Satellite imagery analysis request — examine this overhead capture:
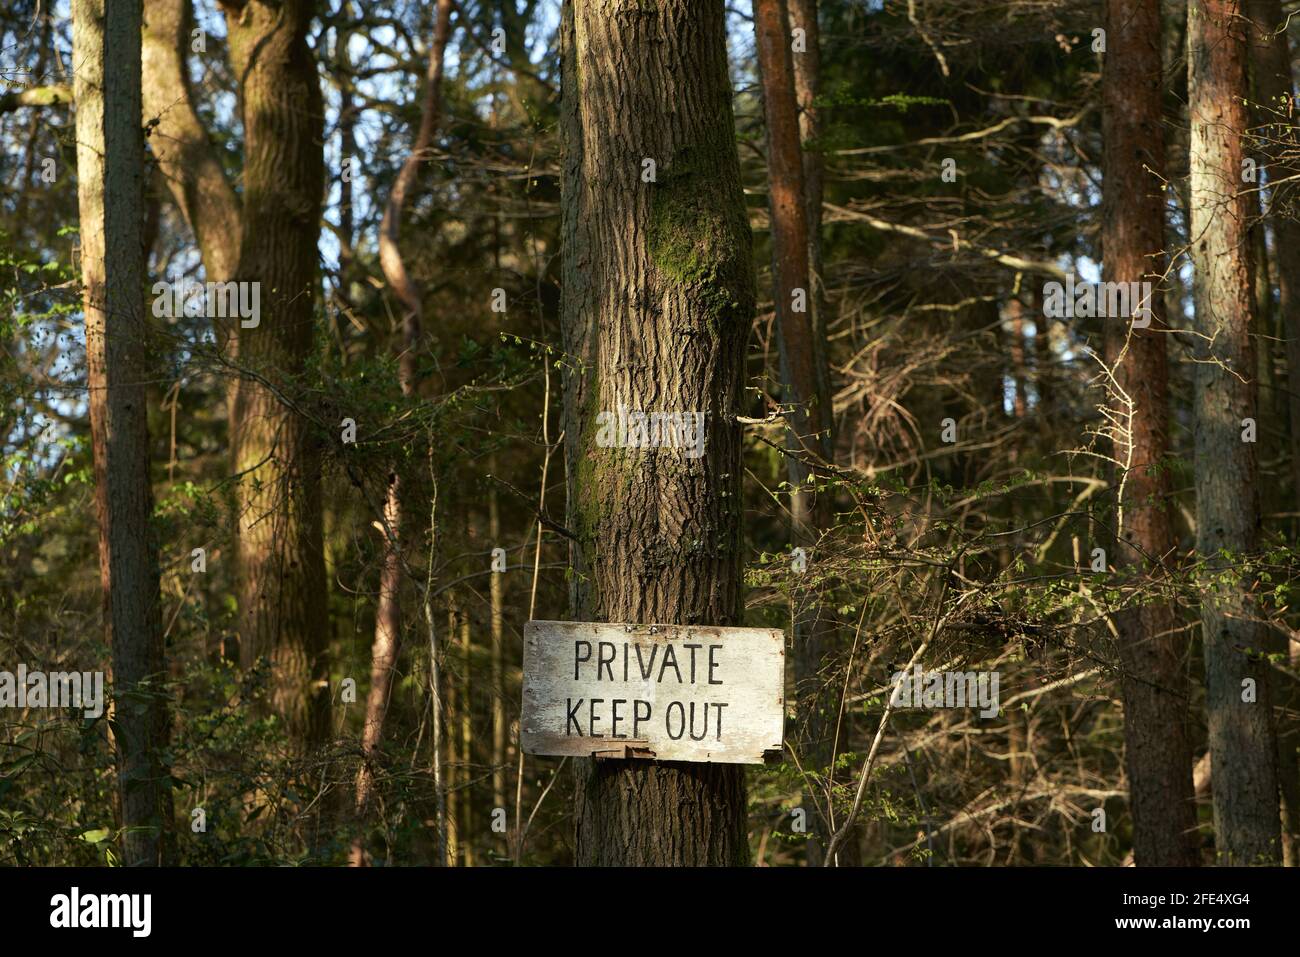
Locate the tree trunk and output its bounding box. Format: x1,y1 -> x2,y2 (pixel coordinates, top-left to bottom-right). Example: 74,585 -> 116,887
754,0 -> 833,515
1247,0 -> 1300,520
352,0 -> 454,865
754,0 -> 841,865
142,0 -> 241,283
220,0 -> 330,747
1187,0 -> 1281,864
459,606 -> 475,866
73,0 -> 173,867
1245,0 -> 1300,866
561,0 -> 754,866
445,603 -> 459,865
1102,0 -> 1200,867
142,0 -> 242,429
786,0 -> 832,412
489,476 -> 507,812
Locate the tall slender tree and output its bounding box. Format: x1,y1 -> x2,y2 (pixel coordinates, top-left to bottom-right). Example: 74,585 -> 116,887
561,0 -> 754,866
1247,0 -> 1300,515
786,0 -> 830,407
1245,0 -> 1300,865
73,0 -> 172,866
1101,0 -> 1199,866
754,0 -> 840,865
754,0 -> 832,538
1187,0 -> 1281,864
219,0 -> 331,746
489,477 -> 508,813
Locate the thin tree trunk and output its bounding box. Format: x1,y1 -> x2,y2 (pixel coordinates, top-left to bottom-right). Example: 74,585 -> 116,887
489,473 -> 507,812
351,0 -> 454,866
445,601 -> 460,865
1245,0 -> 1300,866
351,477 -> 402,864
754,0 -> 841,866
424,485 -> 448,867
220,0 -> 330,747
74,0 -> 173,867
754,0 -> 833,513
459,606 -> 474,866
1102,0 -> 1199,867
1251,218 -> 1279,474
1247,0 -> 1300,519
336,1 -> 358,264
561,0 -> 754,866
787,0 -> 830,405
1187,0 -> 1281,864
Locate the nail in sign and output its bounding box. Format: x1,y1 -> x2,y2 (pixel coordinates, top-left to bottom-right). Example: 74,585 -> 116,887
521,620 -> 785,765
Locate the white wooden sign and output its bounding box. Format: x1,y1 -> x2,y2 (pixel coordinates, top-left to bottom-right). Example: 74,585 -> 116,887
521,620 -> 785,765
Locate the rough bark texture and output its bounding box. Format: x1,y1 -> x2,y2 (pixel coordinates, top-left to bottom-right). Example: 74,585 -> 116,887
74,0 -> 173,866
352,0 -> 454,865
561,0 -> 754,866
755,0 -> 832,503
221,0 -> 330,747
1101,0 -> 1200,867
1187,0 -> 1281,864
786,0 -> 831,410
1245,0 -> 1300,866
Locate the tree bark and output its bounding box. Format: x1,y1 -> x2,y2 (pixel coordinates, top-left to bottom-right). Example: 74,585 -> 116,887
754,0 -> 841,866
458,605 -> 475,866
1245,0 -> 1300,866
1102,0 -> 1200,867
445,603 -> 459,865
1247,0 -> 1300,520
489,477 -> 507,811
1187,0 -> 1281,864
754,0 -> 832,508
786,0 -> 831,410
73,0 -> 173,866
561,0 -> 754,866
220,0 -> 330,747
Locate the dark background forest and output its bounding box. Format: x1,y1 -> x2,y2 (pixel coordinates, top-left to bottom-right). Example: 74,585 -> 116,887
2,0 -> 1298,867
